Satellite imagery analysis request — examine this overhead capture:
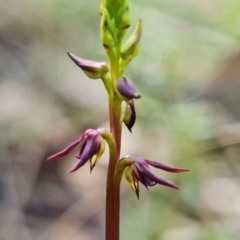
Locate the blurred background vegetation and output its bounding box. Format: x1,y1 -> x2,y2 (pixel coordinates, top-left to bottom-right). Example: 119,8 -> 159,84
1,0 -> 240,239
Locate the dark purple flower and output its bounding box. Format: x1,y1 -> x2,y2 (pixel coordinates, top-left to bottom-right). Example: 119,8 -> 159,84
116,77 -> 141,99
118,156 -> 189,198
47,129 -> 105,173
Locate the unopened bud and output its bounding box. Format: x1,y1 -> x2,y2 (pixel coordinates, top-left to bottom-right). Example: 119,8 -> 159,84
100,8 -> 117,48
121,19 -> 142,61
116,2 -> 131,30
115,4 -> 131,42
116,77 -> 141,99
67,51 -> 109,79
122,100 -> 136,132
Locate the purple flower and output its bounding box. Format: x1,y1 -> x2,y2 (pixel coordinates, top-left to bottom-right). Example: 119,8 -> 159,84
47,129 -> 105,173
118,156 -> 189,198
116,77 -> 141,99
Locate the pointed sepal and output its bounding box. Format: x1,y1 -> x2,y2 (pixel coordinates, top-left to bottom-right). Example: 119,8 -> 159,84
125,166 -> 139,199
47,134 -> 87,161
146,160 -> 189,173
121,19 -> 142,61
67,52 -> 109,79
100,8 -> 117,48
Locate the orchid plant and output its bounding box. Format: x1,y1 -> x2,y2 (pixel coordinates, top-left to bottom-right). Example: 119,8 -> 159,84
47,0 -> 188,239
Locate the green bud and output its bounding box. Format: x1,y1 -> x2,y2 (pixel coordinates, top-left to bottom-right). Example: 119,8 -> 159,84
100,0 -> 106,12
104,0 -> 124,17
119,7 -> 130,29
121,19 -> 142,61
116,77 -> 141,100
100,8 -> 117,48
121,100 -> 136,132
116,1 -> 130,30
115,3 -> 131,42
67,51 -> 109,79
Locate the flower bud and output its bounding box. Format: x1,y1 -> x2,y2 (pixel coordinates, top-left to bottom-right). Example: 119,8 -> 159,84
121,19 -> 142,61
115,3 -> 131,42
121,100 -> 136,132
116,77 -> 141,99
100,8 -> 117,48
67,51 -> 109,79
116,3 -> 131,30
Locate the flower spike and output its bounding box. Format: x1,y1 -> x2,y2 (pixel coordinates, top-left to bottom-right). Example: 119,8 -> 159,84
47,129 -> 106,173
116,156 -> 189,198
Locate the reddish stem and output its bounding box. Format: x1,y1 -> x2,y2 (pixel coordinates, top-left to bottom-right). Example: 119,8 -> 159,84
106,94 -> 122,240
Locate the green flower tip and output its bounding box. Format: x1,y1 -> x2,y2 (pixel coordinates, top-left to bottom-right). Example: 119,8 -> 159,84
100,8 -> 117,48
121,19 -> 142,61
115,0 -> 131,30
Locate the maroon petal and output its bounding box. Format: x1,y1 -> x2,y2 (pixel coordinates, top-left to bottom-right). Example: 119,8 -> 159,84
133,166 -> 146,186
146,160 -> 189,173
117,77 -> 141,99
76,139 -> 87,159
144,169 -> 179,189
80,133 -> 100,161
68,158 -> 88,173
136,159 -> 179,190
133,166 -> 155,189
69,133 -> 100,173
47,134 -> 86,161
